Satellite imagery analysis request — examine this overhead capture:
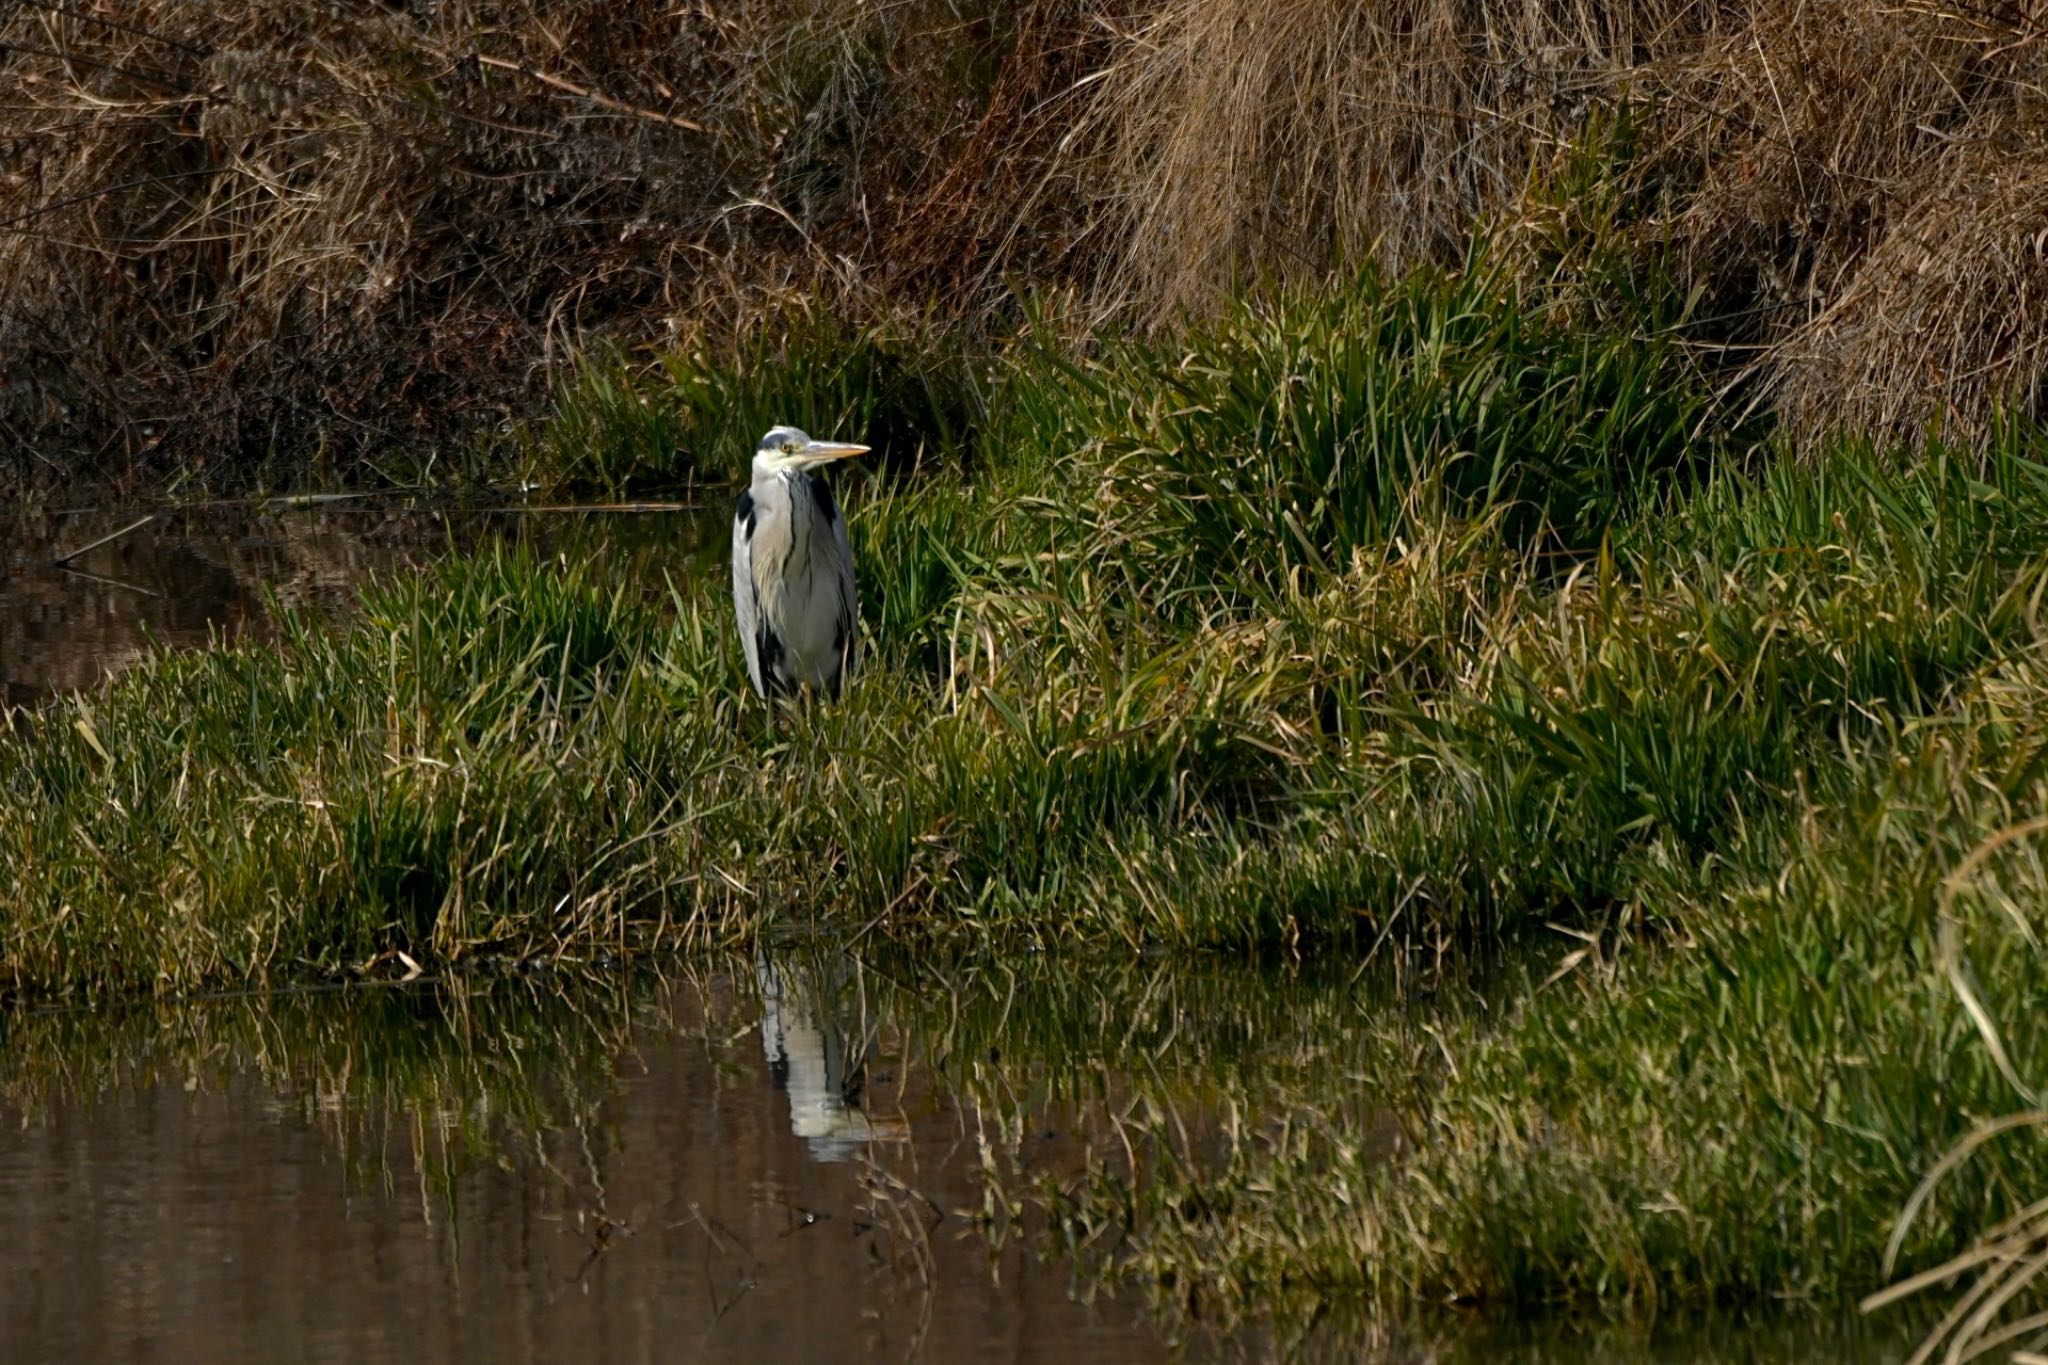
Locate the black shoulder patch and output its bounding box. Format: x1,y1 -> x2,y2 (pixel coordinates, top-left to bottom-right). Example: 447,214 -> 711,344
808,472 -> 839,527
734,488 -> 756,537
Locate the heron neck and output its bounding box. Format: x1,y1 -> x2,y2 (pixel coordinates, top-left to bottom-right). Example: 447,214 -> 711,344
756,465 -> 831,494
751,461 -> 821,490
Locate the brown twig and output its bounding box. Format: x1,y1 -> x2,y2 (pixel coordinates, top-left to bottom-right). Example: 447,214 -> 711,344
50,513 -> 157,566
471,54 -> 708,135
479,501 -> 702,514
17,0 -> 211,58
55,565 -> 161,598
0,168 -> 221,236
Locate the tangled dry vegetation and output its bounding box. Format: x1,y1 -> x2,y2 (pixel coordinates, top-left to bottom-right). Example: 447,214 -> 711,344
0,0 -> 1104,478
4,0 -> 2048,479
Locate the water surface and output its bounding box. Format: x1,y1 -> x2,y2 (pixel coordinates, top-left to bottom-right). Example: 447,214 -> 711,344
0,497 -> 720,707
1,961 -> 1159,1361
0,956 -> 1920,1363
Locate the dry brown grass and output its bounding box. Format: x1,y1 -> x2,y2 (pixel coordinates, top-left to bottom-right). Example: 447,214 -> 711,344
0,0 -> 1101,481
1094,0 -> 2048,444
1085,0 -> 1707,315
1655,0 -> 2048,442
8,0 -> 2048,479
1772,150 -> 2048,442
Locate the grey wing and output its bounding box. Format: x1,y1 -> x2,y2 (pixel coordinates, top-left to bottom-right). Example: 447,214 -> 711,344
732,493 -> 765,697
824,503 -> 859,695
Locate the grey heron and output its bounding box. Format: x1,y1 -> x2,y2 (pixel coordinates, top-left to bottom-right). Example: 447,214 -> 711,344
731,425 -> 870,702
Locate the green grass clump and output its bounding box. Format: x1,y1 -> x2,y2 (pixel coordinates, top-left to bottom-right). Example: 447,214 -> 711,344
1065,264 -> 1725,596
533,306 -> 982,492
10,260 -> 2048,1329
1032,651 -> 2048,1320
983,443 -> 2048,1324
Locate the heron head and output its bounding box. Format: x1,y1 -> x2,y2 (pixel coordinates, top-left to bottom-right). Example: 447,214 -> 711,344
754,424 -> 870,473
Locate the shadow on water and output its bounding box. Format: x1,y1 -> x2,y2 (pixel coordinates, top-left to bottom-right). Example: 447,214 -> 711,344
0,952 -> 1922,1362
0,498 -> 726,707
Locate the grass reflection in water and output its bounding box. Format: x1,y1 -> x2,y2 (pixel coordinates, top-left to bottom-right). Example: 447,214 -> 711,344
0,953 -> 1921,1361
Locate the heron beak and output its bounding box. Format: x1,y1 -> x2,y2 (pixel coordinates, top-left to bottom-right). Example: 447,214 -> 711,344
799,440 -> 870,464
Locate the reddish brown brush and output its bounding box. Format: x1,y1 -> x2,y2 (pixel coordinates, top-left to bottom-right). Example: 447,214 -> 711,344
0,0 -> 1097,483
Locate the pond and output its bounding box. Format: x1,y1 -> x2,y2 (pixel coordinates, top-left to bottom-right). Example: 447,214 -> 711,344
0,500 -> 1925,1361
0,959 -> 1159,1361
0,496 -> 722,707
0,957 -> 1916,1363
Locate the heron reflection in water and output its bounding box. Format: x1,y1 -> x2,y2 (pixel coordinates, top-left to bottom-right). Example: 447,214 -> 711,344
756,956 -> 909,1161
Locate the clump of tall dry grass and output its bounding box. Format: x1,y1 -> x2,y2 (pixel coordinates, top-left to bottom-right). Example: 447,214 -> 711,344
1770,152 -> 2048,442
1093,0 -> 2048,445
1086,0 -> 1707,316
1665,0 -> 2048,443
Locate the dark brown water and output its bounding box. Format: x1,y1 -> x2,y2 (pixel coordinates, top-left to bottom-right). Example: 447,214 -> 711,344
0,497 -> 720,707
0,958 -> 1925,1364
0,962 -> 1165,1363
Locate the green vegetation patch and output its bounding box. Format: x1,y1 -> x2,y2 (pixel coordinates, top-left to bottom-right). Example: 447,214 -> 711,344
532,307 -> 981,492
8,265 -> 2048,1328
